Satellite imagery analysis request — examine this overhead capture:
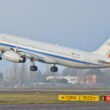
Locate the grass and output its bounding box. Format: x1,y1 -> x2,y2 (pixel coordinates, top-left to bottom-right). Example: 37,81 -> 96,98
0,92 -> 108,104
0,88 -> 109,104
0,93 -> 54,104
0,93 -> 76,104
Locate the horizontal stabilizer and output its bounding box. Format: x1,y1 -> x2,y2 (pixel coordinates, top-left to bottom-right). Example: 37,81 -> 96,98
98,59 -> 110,64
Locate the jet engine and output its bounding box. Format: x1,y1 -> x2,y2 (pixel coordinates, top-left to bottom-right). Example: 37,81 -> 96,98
4,51 -> 26,63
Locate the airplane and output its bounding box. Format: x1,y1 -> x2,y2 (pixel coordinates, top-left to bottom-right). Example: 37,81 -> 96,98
0,34 -> 110,72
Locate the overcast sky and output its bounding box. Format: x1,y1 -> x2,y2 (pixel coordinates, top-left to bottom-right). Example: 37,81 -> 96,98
0,0 -> 110,72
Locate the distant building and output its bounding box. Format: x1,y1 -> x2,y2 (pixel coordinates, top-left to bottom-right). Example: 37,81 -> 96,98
47,74 -> 97,86
78,75 -> 97,86
46,76 -> 78,84
86,75 -> 97,85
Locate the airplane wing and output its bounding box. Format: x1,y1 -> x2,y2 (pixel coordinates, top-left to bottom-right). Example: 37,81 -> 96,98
20,51 -> 45,62
10,47 -> 56,64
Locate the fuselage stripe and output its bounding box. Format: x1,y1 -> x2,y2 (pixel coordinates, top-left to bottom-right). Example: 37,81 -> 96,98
0,43 -> 98,65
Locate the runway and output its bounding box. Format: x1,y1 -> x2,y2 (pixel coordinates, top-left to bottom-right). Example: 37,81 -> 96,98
0,88 -> 110,110
0,89 -> 110,94
0,103 -> 110,110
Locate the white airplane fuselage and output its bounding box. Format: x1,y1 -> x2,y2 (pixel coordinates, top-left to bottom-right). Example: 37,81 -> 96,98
0,34 -> 110,70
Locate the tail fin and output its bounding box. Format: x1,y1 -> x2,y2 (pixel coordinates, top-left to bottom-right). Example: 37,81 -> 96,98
94,39 -> 110,58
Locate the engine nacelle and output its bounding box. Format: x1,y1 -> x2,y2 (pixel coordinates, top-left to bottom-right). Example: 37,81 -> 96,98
4,51 -> 26,63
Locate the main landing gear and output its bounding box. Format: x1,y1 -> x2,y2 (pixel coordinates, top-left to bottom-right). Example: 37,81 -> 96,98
50,65 -> 58,72
30,65 -> 38,71
30,58 -> 58,72
30,59 -> 58,72
0,51 -> 3,60
0,57 -> 2,60
30,58 -> 38,71
30,65 -> 58,72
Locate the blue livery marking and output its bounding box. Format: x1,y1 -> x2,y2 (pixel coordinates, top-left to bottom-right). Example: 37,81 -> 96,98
0,43 -> 98,65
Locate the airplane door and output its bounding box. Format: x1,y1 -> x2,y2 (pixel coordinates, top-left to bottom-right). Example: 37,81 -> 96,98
72,53 -> 80,60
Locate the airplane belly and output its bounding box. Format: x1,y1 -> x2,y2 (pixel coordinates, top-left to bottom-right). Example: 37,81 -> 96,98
1,46 -> 10,51
54,57 -> 102,68
55,57 -> 87,68
0,45 -> 4,51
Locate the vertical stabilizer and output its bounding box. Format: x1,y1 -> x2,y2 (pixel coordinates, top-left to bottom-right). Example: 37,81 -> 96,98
94,39 -> 110,58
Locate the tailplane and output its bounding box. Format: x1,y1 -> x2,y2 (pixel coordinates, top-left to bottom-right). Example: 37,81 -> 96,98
94,39 -> 110,58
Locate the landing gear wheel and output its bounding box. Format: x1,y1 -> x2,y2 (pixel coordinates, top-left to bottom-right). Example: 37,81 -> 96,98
50,66 -> 58,72
30,65 -> 38,71
0,51 -> 3,60
0,57 -> 2,60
